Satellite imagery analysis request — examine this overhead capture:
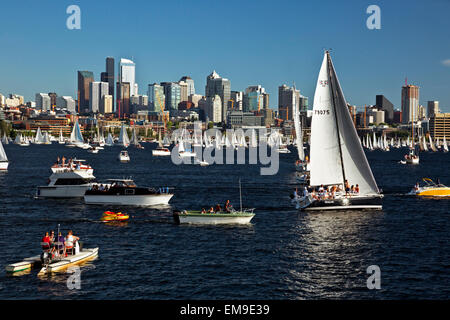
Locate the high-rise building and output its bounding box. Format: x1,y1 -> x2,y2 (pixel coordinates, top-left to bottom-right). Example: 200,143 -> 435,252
205,95 -> 222,123
179,81 -> 188,102
89,81 -> 109,113
401,84 -> 419,124
205,70 -> 230,123
35,93 -> 51,111
147,83 -> 166,113
48,93 -> 57,111
56,96 -> 76,113
244,85 -> 267,112
105,57 -> 115,107
179,76 -> 195,96
376,95 -> 394,123
103,95 -> 113,113
230,91 -> 243,111
77,71 -> 94,113
429,113 -> 450,139
119,58 -> 136,97
427,101 -> 439,118
116,82 -> 130,117
278,84 -> 300,121
161,82 -> 181,111
188,94 -> 204,107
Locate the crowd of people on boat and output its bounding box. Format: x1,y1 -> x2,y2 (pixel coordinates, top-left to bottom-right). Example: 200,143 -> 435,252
41,230 -> 79,257
293,180 -> 360,201
52,157 -> 86,171
200,200 -> 233,214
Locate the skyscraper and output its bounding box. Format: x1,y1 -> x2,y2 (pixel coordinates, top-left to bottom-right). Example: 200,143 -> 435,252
116,82 -> 130,118
179,76 -> 195,96
278,84 -> 300,121
147,83 -> 165,113
77,71 -> 94,113
376,95 -> 394,123
106,57 -> 115,104
161,82 -> 181,111
35,93 -> 51,111
89,81 -> 109,113
243,85 -> 267,112
427,101 -> 439,118
401,84 -> 419,124
205,70 -> 230,123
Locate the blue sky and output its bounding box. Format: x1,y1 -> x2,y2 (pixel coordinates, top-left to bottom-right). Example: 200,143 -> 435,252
1,0 -> 449,111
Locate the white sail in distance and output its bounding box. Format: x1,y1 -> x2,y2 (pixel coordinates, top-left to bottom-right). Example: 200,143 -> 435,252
293,87 -> 305,161
0,139 -> 8,162
309,51 -> 379,195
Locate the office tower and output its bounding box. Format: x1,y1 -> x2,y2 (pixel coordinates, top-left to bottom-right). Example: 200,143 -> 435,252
376,95 -> 394,123
147,83 -> 166,113
105,57 -> 115,105
427,101 -> 439,118
429,113 -> 450,139
102,95 -> 113,114
116,82 -> 130,118
48,93 -> 57,111
401,84 -> 419,123
205,70 -> 230,123
119,58 -> 135,93
89,81 -> 109,113
230,91 -> 243,111
179,81 -> 188,102
77,71 -> 94,113
161,82 -> 181,111
188,94 -> 203,107
35,93 -> 51,111
243,85 -> 267,112
56,96 -> 76,113
278,84 -> 300,121
205,95 -> 222,123
179,76 -> 195,96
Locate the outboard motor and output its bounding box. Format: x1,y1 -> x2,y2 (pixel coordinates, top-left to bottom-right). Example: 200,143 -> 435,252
40,251 -> 51,265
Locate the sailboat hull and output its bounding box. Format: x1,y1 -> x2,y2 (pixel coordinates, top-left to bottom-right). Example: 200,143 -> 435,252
0,161 -> 9,171
300,195 -> 383,211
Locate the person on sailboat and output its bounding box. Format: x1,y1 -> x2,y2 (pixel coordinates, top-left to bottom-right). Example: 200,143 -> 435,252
215,204 -> 222,213
208,207 -> 214,213
225,200 -> 232,213
355,184 -> 360,194
201,208 -> 206,214
344,180 -> 350,195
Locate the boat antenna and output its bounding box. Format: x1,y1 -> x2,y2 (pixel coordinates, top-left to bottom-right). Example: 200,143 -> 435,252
239,178 -> 242,213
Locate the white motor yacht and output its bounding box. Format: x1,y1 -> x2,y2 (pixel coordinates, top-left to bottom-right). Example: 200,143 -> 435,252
36,169 -> 96,198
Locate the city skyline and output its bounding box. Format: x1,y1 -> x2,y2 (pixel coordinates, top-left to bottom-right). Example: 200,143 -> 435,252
0,0 -> 450,111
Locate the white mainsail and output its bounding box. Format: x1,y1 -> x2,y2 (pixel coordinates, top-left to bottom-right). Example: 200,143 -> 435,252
70,119 -> 84,144
2,133 -> 9,145
0,139 -> 8,162
118,124 -> 130,147
428,135 -> 437,152
106,132 -> 114,146
309,51 -> 379,195
35,127 -> 44,144
443,136 -> 449,152
130,127 -> 139,146
293,88 -> 305,161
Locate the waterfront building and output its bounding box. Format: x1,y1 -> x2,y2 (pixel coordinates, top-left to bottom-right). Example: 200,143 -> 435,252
205,70 -> 231,123
35,93 -> 51,112
429,113 -> 450,139
77,71 -> 94,113
376,95 -> 394,123
401,84 -> 419,123
226,110 -> 264,128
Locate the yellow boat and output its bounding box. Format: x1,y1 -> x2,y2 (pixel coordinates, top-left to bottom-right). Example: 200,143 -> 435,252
409,178 -> 450,197
100,211 -> 129,222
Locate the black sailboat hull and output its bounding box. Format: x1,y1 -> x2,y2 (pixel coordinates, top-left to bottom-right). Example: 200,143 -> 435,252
302,195 -> 383,211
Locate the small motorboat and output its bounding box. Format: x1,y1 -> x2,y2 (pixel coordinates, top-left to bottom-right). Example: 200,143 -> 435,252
118,150 -> 130,162
173,209 -> 255,225
100,211 -> 129,222
408,178 -> 450,197
6,238 -> 98,275
152,146 -> 171,156
87,146 -> 99,154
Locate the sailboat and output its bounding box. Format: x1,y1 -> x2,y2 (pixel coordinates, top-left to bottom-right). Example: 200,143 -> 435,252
105,132 -> 114,146
0,139 -> 9,171
58,128 -> 65,144
2,133 -> 9,145
428,135 -> 437,152
297,51 -> 383,211
443,136 -> 449,153
130,126 -> 143,149
33,127 -> 44,144
67,119 -> 87,148
118,124 -> 130,148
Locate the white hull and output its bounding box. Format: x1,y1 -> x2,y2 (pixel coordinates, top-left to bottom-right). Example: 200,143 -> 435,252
84,194 -> 173,206
37,184 -> 93,198
152,150 -> 171,156
178,215 -> 254,225
0,161 -> 9,171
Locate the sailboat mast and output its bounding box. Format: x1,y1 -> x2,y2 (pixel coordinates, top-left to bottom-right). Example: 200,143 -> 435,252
326,51 -> 347,186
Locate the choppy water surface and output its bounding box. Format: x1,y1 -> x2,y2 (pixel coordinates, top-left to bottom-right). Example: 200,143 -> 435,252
0,143 -> 448,299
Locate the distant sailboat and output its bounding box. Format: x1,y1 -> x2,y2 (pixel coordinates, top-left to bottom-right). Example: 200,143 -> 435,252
443,136 -> 449,152
118,124 -> 130,148
105,132 -> 114,146
298,50 -> 382,210
2,133 -> 9,145
0,139 -> 8,171
67,119 -> 85,147
34,127 -> 44,144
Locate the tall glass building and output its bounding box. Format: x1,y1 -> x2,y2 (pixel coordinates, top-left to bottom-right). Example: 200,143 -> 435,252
161,82 -> 181,111
77,71 -> 94,113
147,83 -> 166,113
205,70 -> 231,123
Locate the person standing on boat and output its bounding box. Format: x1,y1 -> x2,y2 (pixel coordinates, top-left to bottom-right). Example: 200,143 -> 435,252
225,200 -> 232,213
41,232 -> 51,251
57,232 -> 65,256
65,231 -> 79,256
